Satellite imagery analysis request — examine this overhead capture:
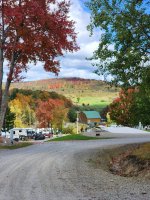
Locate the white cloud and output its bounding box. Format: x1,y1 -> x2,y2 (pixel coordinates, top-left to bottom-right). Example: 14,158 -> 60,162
24,0 -> 101,81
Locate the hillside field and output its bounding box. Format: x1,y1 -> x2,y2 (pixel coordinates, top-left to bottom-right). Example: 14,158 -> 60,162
11,78 -> 119,111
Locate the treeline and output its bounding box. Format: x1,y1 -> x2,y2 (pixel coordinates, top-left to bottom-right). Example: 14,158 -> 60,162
9,88 -> 72,107
11,78 -> 111,92
3,89 -> 73,130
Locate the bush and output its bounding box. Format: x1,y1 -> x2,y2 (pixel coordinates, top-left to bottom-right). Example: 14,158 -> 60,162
62,126 -> 75,135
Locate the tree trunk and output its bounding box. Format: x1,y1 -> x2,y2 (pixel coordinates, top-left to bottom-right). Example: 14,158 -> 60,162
0,105 -> 7,135
0,51 -> 16,135
0,79 -> 10,135
0,48 -> 4,108
0,48 -> 4,135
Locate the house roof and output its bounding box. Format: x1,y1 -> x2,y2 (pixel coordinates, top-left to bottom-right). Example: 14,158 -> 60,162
82,111 -> 101,119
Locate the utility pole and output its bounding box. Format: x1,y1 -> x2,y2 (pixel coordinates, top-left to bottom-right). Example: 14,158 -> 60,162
76,111 -> 79,134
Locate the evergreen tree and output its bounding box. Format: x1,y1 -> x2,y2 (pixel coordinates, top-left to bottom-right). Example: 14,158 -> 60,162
3,107 -> 15,131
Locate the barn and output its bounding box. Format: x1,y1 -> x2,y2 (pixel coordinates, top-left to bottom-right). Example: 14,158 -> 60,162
79,111 -> 101,126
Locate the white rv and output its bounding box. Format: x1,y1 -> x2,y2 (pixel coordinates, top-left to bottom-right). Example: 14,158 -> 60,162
9,128 -> 35,141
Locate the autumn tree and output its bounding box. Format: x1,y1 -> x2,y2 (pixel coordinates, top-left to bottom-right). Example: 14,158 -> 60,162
9,97 -> 24,127
0,0 -> 78,133
51,105 -> 68,130
87,0 -> 150,87
109,89 -> 136,126
15,94 -> 35,123
36,98 -> 65,128
9,93 -> 35,127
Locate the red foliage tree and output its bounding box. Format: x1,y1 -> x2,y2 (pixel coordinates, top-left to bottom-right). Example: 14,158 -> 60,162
109,89 -> 136,126
0,0 -> 79,132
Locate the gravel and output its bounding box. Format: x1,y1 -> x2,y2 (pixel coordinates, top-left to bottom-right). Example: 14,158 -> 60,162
0,137 -> 150,200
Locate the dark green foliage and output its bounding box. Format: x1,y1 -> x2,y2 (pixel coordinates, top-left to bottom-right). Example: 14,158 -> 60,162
3,107 -> 15,131
87,0 -> 150,87
101,106 -> 109,120
68,108 -> 77,122
131,69 -> 150,126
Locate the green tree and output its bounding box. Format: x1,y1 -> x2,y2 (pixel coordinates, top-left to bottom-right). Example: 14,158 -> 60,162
68,108 -> 77,122
131,69 -> 150,126
87,0 -> 150,87
22,105 -> 36,126
77,97 -> 80,103
3,107 -> 15,131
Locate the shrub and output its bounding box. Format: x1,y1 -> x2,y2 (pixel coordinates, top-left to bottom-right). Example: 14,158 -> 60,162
62,126 -> 75,135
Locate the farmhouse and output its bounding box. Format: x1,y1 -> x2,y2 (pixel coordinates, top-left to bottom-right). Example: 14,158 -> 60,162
79,111 -> 101,126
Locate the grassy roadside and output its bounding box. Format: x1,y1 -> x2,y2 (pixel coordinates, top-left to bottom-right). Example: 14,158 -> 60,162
132,143 -> 150,160
48,134 -> 104,141
88,142 -> 150,178
109,143 -> 150,177
0,142 -> 33,150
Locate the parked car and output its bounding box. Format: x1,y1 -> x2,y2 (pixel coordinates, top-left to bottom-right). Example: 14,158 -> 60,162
27,130 -> 36,139
34,133 -> 45,140
42,131 -> 53,138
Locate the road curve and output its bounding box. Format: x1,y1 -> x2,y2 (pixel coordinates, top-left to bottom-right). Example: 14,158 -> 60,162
0,137 -> 150,200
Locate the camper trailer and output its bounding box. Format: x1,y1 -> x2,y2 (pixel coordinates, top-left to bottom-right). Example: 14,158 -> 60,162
9,128 -> 35,141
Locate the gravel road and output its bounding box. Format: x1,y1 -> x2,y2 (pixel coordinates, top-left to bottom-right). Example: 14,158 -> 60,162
0,137 -> 150,200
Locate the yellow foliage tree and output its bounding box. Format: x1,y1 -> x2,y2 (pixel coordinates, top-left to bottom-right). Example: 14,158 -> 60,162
9,94 -> 35,127
9,98 -> 24,127
52,106 -> 68,130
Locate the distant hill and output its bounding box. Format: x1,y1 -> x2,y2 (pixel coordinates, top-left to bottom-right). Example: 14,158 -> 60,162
11,78 -> 119,110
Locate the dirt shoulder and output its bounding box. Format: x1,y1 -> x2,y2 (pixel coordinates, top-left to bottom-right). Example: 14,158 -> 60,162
89,143 -> 150,178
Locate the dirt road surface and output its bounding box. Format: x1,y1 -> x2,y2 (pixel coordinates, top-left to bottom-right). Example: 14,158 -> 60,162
0,137 -> 150,200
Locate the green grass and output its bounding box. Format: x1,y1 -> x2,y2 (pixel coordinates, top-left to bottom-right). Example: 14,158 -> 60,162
132,143 -> 150,160
0,142 -> 33,150
76,103 -> 110,112
48,134 -> 102,141
78,97 -> 110,105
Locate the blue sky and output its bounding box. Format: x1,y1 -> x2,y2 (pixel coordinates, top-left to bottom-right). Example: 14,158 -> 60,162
24,0 -> 102,81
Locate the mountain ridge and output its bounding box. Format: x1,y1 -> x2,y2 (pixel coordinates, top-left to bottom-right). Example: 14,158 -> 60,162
11,77 -> 119,110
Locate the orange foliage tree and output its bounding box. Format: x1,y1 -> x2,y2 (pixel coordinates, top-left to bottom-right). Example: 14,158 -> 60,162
36,99 -> 67,128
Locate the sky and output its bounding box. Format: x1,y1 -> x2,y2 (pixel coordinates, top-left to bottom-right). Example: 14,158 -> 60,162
24,0 -> 102,81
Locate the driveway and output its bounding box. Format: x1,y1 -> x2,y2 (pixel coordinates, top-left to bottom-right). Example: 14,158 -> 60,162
83,127 -> 150,138
0,137 -> 150,200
